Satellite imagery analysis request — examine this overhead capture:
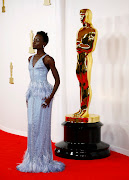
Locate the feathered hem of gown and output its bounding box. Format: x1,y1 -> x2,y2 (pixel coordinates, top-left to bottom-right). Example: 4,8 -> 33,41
16,150 -> 65,173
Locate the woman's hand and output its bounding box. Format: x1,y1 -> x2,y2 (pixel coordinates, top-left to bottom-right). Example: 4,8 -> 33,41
41,97 -> 52,108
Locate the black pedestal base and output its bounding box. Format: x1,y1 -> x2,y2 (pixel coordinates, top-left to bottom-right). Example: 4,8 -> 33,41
55,122 -> 110,160
55,141 -> 110,160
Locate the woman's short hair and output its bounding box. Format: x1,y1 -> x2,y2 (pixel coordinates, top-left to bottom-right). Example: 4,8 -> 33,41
36,31 -> 49,45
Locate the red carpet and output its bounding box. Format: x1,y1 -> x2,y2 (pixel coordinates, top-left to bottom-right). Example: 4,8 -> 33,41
0,129 -> 129,180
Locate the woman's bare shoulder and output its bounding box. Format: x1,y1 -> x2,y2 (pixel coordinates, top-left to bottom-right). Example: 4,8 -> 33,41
44,55 -> 55,65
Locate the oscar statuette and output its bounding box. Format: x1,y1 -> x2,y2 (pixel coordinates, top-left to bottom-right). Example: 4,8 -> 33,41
9,62 -> 14,84
29,30 -> 35,54
55,9 -> 110,160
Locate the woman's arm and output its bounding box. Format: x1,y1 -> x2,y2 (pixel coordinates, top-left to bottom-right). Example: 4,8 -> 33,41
42,56 -> 60,108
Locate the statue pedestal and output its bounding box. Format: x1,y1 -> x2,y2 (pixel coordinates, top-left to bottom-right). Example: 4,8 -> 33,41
55,114 -> 110,160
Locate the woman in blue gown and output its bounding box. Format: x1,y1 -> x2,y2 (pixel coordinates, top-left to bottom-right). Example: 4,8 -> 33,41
16,31 -> 65,173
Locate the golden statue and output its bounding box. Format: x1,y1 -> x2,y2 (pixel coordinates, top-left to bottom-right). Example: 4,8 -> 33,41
65,9 -> 99,123
29,30 -> 35,54
74,9 -> 98,118
43,0 -> 51,6
9,62 -> 14,84
2,0 -> 5,12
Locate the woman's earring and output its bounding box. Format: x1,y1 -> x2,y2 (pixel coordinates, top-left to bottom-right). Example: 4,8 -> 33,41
43,45 -> 44,48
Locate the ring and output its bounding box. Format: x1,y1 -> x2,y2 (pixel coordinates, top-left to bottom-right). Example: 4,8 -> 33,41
43,102 -> 47,106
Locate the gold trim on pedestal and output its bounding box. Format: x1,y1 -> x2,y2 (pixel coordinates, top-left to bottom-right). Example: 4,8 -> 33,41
65,114 -> 100,123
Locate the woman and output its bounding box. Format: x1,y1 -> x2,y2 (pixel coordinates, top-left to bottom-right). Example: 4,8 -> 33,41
16,31 -> 65,173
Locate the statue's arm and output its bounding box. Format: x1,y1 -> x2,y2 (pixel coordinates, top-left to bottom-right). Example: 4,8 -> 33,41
76,31 -> 96,53
76,39 -> 90,50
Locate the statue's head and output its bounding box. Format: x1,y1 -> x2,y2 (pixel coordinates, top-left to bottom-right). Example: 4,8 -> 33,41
80,9 -> 92,25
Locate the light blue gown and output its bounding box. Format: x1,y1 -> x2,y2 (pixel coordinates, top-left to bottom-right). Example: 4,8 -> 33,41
16,54 -> 65,173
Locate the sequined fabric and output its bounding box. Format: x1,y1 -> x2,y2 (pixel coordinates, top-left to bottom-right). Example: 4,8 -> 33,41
16,54 -> 65,173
